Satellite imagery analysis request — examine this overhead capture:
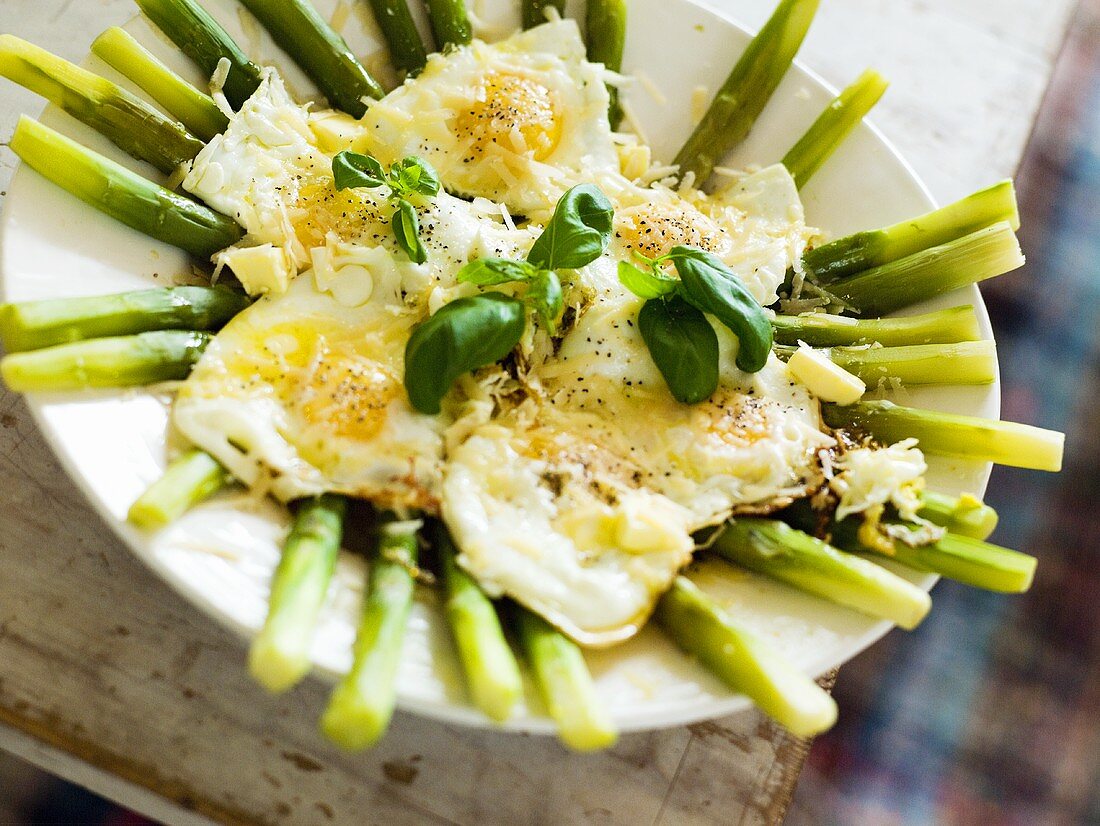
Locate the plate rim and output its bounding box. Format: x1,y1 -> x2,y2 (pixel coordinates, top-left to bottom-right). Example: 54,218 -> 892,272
0,0 -> 996,735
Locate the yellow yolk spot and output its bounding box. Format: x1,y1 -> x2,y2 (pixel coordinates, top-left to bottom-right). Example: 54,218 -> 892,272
297,352 -> 399,442
454,72 -> 561,162
293,183 -> 388,251
614,203 -> 733,259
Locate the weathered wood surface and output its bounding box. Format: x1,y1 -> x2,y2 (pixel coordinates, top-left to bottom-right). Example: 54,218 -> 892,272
0,0 -> 1076,823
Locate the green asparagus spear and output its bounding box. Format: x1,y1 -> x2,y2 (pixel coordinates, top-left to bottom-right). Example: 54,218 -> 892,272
0,35 -> 203,174
10,117 -> 242,258
917,490 -> 998,540
424,0 -> 473,48
655,576 -> 837,737
1,330 -> 210,391
91,26 -> 228,142
135,0 -> 263,110
673,0 -> 820,188
822,400 -> 1064,472
803,180 -> 1019,284
781,500 -> 1033,593
831,222 -> 1023,316
522,0 -> 566,29
434,525 -> 523,722
713,518 -> 931,629
127,449 -> 228,529
771,305 -> 981,347
0,287 -> 248,353
585,0 -> 627,128
774,341 -> 997,386
239,0 -> 385,115
249,494 -> 347,692
512,606 -> 617,751
782,69 -> 888,189
364,0 -> 430,75
321,515 -> 419,750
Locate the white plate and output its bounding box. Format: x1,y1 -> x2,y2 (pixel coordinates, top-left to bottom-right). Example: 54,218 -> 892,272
0,0 -> 998,734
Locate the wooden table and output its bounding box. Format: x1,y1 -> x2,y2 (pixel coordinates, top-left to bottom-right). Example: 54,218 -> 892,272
0,1 -> 1077,823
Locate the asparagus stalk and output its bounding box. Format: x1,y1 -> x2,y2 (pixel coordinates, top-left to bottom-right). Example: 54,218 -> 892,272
522,0 -> 566,29
10,117 -> 242,258
91,27 -> 228,142
782,69 -> 888,189
831,222 -> 1024,316
135,0 -> 262,110
803,180 -> 1020,284
655,577 -> 837,737
127,449 -> 228,529
771,305 -> 981,347
321,516 -> 419,750
364,0 -> 429,75
1,330 -> 210,391
781,501 -> 1033,593
424,0 -> 473,49
249,494 -> 347,692
239,0 -> 385,115
585,0 -> 627,128
917,490 -> 998,540
775,340 -> 997,386
512,606 -> 617,751
822,400 -> 1065,472
434,525 -> 523,722
0,287 -> 248,353
673,0 -> 820,188
0,35 -> 203,174
713,518 -> 931,629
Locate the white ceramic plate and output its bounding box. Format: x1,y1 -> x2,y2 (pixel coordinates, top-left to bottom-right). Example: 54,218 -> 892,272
0,0 -> 997,734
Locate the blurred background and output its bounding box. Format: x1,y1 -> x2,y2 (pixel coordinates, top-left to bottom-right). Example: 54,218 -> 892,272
789,1 -> 1100,823
1,0 -> 1098,823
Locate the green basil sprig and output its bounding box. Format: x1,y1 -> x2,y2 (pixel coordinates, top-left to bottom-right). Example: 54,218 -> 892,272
332,150 -> 440,264
403,184 -> 613,415
619,244 -> 773,403
404,293 -> 527,415
638,295 -> 720,404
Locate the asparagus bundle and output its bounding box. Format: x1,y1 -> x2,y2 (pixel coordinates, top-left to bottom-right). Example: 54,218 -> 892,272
128,450 -> 228,529
774,340 -> 997,386
135,0 -> 263,110
0,35 -> 203,174
239,0 -> 385,115
91,26 -> 228,142
0,287 -> 248,352
365,0 -> 430,75
250,495 -> 348,692
435,524 -> 523,722
674,0 -> 820,188
10,117 -> 242,258
322,515 -> 419,750
782,69 -> 888,189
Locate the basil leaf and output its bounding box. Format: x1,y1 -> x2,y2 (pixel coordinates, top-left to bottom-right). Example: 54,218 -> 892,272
638,295 -> 719,404
404,293 -> 527,414
392,200 -> 428,264
457,257 -> 540,286
332,150 -> 386,189
526,270 -> 564,334
618,260 -> 679,299
526,184 -> 614,271
392,156 -> 441,197
669,245 -> 773,373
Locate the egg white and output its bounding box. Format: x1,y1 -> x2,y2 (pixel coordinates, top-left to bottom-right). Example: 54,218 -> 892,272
357,19 -> 620,218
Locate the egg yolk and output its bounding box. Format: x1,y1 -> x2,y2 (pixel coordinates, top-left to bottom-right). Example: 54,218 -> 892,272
614,203 -> 733,259
297,352 -> 399,443
454,72 -> 561,162
293,183 -> 388,251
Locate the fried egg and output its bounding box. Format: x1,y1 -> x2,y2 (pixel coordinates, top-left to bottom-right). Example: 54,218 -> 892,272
357,20 -> 620,217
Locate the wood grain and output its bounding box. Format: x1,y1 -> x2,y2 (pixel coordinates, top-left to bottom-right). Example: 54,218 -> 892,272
0,0 -> 1075,823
